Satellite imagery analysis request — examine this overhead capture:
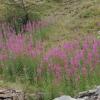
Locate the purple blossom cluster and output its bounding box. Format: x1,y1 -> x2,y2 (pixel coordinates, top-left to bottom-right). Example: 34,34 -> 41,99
0,20 -> 48,38
0,28 -> 100,85
43,36 -> 100,83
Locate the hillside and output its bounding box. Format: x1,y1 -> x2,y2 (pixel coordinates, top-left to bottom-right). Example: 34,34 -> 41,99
42,0 -> 100,44
0,0 -> 100,43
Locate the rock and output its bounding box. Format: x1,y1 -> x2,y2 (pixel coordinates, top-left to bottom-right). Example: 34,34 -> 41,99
53,95 -> 77,100
96,87 -> 100,95
53,95 -> 85,100
53,95 -> 76,100
76,91 -> 88,98
0,88 -> 24,100
76,86 -> 100,100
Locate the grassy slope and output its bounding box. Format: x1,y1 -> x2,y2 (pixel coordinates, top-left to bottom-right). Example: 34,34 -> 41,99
39,0 -> 100,46
0,0 -> 100,43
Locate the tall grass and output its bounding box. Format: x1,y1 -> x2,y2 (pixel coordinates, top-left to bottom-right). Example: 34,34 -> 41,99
0,28 -> 100,99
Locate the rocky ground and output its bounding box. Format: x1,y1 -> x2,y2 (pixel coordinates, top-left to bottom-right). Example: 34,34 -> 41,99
0,88 -> 24,100
76,86 -> 100,100
0,86 -> 100,100
54,86 -> 100,100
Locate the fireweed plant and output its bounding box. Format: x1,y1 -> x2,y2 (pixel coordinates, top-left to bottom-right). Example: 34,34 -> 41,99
0,22 -> 100,99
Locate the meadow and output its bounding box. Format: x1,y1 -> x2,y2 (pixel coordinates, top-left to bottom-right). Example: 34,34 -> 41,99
0,0 -> 100,100
0,20 -> 100,99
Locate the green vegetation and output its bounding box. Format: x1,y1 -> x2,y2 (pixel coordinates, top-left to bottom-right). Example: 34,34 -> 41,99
0,0 -> 100,100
